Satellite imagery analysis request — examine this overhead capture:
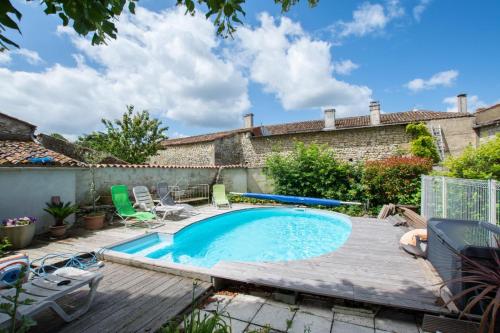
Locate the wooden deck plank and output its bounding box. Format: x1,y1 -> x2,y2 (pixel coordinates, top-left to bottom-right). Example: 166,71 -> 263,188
30,262 -> 210,333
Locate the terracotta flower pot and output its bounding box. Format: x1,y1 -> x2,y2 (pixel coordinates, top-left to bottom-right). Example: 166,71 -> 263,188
0,224 -> 36,249
83,213 -> 105,230
49,225 -> 66,238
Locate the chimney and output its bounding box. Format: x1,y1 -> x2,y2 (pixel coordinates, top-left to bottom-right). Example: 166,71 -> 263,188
457,93 -> 467,113
243,113 -> 254,128
369,101 -> 381,125
324,109 -> 336,129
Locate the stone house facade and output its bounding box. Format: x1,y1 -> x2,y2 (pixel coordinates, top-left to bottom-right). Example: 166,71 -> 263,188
153,96 -> 480,167
473,103 -> 500,143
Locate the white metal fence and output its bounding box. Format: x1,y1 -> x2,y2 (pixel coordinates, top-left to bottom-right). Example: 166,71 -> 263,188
421,175 -> 500,224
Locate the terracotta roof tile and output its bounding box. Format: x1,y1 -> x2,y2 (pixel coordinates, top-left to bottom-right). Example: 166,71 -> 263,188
162,110 -> 472,146
0,140 -> 84,167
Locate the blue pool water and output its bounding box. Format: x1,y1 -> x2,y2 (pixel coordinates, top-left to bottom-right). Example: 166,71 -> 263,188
110,208 -> 352,268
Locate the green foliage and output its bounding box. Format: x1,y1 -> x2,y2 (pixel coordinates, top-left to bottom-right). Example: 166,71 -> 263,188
0,267 -> 37,333
264,142 -> 363,203
441,133 -> 500,180
48,133 -> 68,142
44,201 -> 77,226
1,0 -> 318,51
0,238 -> 11,258
363,156 -> 433,207
77,105 -> 168,164
406,122 -> 440,163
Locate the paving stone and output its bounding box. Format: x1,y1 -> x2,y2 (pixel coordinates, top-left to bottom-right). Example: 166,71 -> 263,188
226,318 -> 250,333
298,303 -> 333,320
334,313 -> 374,328
289,311 -> 332,333
251,303 -> 296,332
203,294 -> 234,312
332,321 -> 374,333
375,310 -> 419,333
223,294 -> 266,322
245,324 -> 280,332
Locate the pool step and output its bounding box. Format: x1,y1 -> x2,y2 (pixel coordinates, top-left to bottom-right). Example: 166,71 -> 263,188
135,242 -> 171,257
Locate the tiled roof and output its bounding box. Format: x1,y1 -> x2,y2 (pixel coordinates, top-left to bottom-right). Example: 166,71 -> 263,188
0,140 -> 85,167
91,163 -> 244,169
475,103 -> 500,114
161,128 -> 259,146
162,110 -> 473,146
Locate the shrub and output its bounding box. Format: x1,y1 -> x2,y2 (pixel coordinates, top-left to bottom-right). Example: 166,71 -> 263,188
363,156 -> 433,206
264,142 -> 363,202
406,122 -> 440,163
441,133 -> 500,180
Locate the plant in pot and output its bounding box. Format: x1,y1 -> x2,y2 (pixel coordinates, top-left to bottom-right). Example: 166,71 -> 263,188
44,200 -> 77,238
83,165 -> 106,230
442,240 -> 500,333
0,217 -> 36,249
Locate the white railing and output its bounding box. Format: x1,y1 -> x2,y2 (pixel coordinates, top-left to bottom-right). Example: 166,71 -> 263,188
421,175 -> 499,224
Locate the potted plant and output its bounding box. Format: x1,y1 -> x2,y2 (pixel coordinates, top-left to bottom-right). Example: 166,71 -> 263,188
83,165 -> 106,230
0,217 -> 36,249
44,200 -> 77,238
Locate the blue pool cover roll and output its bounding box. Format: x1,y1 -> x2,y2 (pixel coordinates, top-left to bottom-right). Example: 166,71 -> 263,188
236,192 -> 344,207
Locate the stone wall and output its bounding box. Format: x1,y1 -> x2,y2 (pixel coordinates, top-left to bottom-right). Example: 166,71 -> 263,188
150,141 -> 215,166
241,125 -> 410,167
427,117 -> 478,156
215,135 -> 243,165
478,124 -> 500,143
0,114 -> 34,140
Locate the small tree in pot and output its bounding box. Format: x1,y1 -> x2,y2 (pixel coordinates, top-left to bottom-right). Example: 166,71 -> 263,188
83,165 -> 106,230
44,200 -> 77,238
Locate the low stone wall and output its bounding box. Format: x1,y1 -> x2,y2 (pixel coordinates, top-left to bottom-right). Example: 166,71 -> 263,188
76,166 -> 249,205
0,166 -> 257,235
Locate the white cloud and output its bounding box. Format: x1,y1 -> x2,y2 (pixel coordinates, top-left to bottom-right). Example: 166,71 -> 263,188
443,95 -> 487,113
15,49 -> 43,65
413,0 -> 431,21
333,59 -> 359,75
0,49 -> 43,66
235,13 -> 372,116
336,0 -> 405,38
405,70 -> 459,92
0,7 -> 249,136
0,52 -> 11,65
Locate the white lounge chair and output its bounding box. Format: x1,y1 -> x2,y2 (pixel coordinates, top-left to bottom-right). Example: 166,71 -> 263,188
156,182 -> 199,216
0,267 -> 103,329
132,186 -> 184,220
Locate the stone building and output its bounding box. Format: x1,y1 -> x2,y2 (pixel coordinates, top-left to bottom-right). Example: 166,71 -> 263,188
152,95 -> 479,167
473,103 -> 500,143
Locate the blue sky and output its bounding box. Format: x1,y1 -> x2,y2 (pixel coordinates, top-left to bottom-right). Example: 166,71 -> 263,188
0,0 -> 499,139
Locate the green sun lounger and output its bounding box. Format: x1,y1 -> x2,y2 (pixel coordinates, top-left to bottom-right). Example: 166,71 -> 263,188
111,185 -> 158,228
212,184 -> 231,209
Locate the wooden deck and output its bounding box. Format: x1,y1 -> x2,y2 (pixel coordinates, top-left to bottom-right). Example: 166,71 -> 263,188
210,217 -> 444,314
31,262 -> 211,333
19,204 -> 446,324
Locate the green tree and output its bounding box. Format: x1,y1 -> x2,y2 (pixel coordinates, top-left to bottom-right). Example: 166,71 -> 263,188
77,105 -> 168,164
406,122 -> 440,163
0,0 -> 319,51
441,133 -> 500,180
264,142 -> 362,202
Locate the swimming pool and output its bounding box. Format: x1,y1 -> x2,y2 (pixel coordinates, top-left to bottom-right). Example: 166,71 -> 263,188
109,208 -> 352,268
